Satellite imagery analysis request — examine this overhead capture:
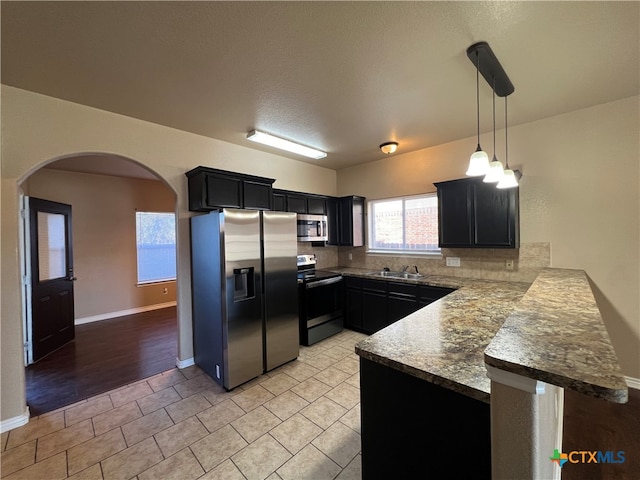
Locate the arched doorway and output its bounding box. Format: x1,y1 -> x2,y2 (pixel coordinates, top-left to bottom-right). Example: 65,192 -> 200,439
19,153 -> 180,415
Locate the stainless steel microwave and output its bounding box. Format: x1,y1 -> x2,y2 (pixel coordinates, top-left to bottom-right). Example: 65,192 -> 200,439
297,214 -> 328,242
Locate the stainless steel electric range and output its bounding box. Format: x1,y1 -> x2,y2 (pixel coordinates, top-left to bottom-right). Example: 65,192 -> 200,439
297,254 -> 344,346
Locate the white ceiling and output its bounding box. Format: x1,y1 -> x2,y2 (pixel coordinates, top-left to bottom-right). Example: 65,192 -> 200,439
2,1 -> 639,175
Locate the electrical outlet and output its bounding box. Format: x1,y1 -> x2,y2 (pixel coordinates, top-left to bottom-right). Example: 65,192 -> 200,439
506,260 -> 514,271
163,287 -> 168,295
348,253 -> 353,261
446,257 -> 460,267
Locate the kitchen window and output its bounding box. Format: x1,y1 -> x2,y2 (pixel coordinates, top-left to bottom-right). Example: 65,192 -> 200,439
367,193 -> 440,255
135,212 -> 176,284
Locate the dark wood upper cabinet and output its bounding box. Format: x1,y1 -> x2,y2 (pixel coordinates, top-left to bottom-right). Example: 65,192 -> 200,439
271,189 -> 329,215
186,166 -> 275,211
435,176 -> 519,248
327,196 -> 365,247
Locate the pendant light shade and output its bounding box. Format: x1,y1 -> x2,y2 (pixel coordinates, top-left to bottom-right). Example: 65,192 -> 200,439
483,80 -> 504,183
466,51 -> 489,176
467,148 -> 490,176
465,42 -> 519,188
497,95 -> 519,189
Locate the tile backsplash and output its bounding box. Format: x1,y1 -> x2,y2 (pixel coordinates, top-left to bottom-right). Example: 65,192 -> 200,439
298,242 -> 550,284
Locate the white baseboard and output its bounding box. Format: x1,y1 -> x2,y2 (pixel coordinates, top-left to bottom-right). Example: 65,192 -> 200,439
625,376 -> 640,390
176,357 -> 195,369
0,407 -> 30,433
75,301 -> 177,325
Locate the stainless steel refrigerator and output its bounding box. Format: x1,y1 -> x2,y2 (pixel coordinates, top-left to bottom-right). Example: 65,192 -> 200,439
190,208 -> 299,390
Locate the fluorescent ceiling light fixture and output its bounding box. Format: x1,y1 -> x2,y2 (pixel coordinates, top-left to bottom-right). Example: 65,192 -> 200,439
246,130 -> 327,159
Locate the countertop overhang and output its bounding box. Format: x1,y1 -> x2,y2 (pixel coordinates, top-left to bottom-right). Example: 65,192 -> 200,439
330,267 -> 628,404
484,268 -> 628,403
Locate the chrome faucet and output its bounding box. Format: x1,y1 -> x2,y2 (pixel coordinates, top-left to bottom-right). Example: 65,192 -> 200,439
413,265 -> 419,274
402,265 -> 409,272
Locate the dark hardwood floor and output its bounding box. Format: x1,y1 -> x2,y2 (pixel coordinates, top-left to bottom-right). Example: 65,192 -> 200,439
561,387 -> 639,480
25,307 -> 178,416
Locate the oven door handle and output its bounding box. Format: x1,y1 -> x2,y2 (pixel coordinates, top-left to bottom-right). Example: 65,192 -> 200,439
306,276 -> 343,289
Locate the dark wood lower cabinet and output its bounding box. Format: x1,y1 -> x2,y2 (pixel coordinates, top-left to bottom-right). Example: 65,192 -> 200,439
360,358 -> 491,479
344,276 -> 455,334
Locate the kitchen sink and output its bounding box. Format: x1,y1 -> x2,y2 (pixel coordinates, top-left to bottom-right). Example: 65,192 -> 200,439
370,271 -> 425,280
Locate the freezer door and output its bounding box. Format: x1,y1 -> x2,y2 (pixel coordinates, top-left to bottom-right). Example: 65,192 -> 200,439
262,211 -> 299,371
222,209 -> 263,389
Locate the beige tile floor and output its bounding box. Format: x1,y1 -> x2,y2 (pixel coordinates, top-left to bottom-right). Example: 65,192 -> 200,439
1,330 -> 368,480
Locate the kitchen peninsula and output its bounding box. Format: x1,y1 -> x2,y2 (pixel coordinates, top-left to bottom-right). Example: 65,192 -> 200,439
330,267 -> 628,479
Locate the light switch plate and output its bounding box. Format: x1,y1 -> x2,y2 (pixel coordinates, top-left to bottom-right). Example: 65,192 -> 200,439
446,257 -> 461,267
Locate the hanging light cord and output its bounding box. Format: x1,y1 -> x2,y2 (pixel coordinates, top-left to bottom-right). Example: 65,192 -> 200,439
504,96 -> 510,169
476,52 -> 481,146
492,78 -> 496,158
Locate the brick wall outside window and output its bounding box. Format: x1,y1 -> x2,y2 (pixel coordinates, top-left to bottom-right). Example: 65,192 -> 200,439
370,195 -> 439,251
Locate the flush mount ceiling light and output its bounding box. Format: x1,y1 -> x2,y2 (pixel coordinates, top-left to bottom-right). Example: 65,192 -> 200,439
379,142 -> 399,154
465,42 -> 519,188
246,130 -> 327,159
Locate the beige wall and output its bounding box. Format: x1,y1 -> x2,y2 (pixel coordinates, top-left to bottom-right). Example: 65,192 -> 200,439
1,85 -> 337,423
1,85 -> 637,426
23,168 -> 177,319
338,96 -> 640,379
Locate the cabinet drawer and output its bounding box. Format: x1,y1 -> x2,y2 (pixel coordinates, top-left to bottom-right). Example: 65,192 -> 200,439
345,276 -> 362,289
418,285 -> 456,302
387,282 -> 418,298
362,279 -> 387,293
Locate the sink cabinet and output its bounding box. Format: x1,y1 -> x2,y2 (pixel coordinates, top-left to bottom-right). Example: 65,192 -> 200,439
435,176 -> 519,248
344,276 -> 454,334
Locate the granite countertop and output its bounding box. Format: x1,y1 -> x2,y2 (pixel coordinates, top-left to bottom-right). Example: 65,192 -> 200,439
485,268 -> 628,403
326,266 -> 627,404
326,267 -> 530,403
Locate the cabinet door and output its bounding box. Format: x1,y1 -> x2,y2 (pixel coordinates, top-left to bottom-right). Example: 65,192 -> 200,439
437,181 -> 472,247
287,195 -> 307,214
387,282 -> 419,324
387,295 -> 420,324
327,197 -> 339,245
472,183 -> 518,247
327,196 -> 365,247
273,192 -> 286,211
345,288 -> 363,330
244,181 -> 272,210
338,197 -> 354,246
362,291 -> 388,334
307,196 -> 327,215
206,174 -> 243,209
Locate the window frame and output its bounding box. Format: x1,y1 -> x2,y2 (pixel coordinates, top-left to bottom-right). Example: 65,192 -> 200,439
367,192 -> 442,257
135,211 -> 177,285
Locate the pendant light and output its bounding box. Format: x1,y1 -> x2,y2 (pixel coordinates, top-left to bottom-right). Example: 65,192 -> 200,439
466,50 -> 490,176
497,95 -> 519,189
483,78 -> 504,183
